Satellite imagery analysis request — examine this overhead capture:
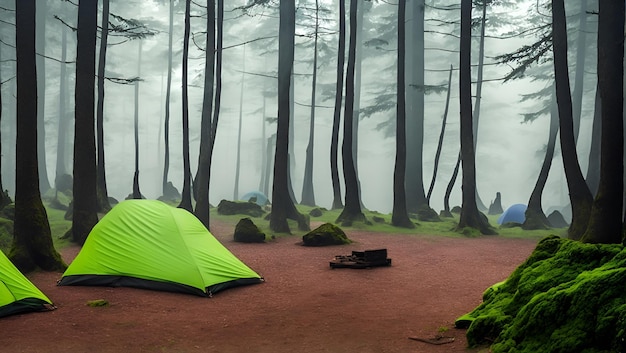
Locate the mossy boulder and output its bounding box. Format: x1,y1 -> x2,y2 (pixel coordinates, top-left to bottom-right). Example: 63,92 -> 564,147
233,218 -> 266,243
416,205 -> 441,222
456,235 -> 626,352
372,215 -> 386,223
309,208 -> 324,217
302,223 -> 351,247
217,199 -> 265,217
451,206 -> 462,214
158,181 -> 181,202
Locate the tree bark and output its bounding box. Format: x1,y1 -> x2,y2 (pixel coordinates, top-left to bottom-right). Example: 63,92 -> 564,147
581,0 -> 624,244
405,0 -> 427,213
55,24 -> 69,189
300,0 -> 319,207
270,0 -> 308,233
391,0 -> 414,229
35,0 -> 50,194
234,45 -> 245,201
336,0 -> 366,226
523,85 -> 558,230
10,0 -> 65,272
456,0 -> 495,235
96,0 -> 111,211
162,0 -> 174,198
552,0 -> 593,240
427,65 -> 453,203
132,40 -> 143,200
71,0 -> 100,245
194,0 -> 216,228
329,0 -> 345,210
585,84 -> 601,196
178,0 -> 193,212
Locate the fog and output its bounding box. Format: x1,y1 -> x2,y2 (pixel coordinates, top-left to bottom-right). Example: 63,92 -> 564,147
1,0 -> 598,216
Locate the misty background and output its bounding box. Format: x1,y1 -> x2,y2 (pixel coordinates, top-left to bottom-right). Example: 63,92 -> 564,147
0,0 -> 597,216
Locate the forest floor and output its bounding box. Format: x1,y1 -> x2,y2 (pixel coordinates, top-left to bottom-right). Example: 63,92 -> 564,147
2,220 -> 540,353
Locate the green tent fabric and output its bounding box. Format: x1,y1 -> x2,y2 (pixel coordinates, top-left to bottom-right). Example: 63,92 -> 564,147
58,200 -> 263,296
0,251 -> 54,317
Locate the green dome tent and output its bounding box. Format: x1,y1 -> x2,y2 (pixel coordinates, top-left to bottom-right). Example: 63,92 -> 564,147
58,200 -> 263,296
0,251 -> 54,317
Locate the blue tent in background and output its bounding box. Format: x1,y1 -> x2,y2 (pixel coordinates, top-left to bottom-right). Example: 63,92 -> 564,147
497,204 -> 527,225
240,191 -> 270,206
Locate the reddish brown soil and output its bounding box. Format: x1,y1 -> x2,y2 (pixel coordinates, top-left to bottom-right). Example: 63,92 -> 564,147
1,221 -> 538,353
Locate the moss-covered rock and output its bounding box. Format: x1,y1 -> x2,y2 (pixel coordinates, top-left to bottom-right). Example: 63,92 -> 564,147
451,206 -> 462,214
372,215 -> 386,223
217,199 -> 265,217
416,205 -> 441,222
547,210 -> 569,228
233,218 -> 266,243
302,223 -> 351,246
456,235 -> 626,352
309,208 -> 323,217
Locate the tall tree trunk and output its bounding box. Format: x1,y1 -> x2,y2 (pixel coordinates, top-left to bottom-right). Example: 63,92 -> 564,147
193,0 -> 216,228
10,0 -> 65,272
442,153 -> 461,217
456,0 -> 494,235
352,0 -> 364,209
71,0 -> 100,245
581,0 -> 624,244
329,0 -> 345,210
234,45 -> 245,201
585,84 -> 601,196
132,40 -> 143,199
336,0 -> 366,226
472,1 -> 487,211
0,42 -> 5,208
571,0 -> 588,143
258,70 -> 268,194
552,0 -> 593,240
427,65 -> 453,204
392,0 -> 414,229
55,24 -> 69,188
270,0 -> 308,233
523,85 -> 559,230
300,0 -> 319,207
405,0 -> 427,213
35,0 -> 50,194
96,0 -> 111,211
178,0 -> 193,212
162,0 -> 174,198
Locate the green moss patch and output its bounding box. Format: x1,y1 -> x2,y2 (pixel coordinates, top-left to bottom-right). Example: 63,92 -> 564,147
456,235 -> 626,352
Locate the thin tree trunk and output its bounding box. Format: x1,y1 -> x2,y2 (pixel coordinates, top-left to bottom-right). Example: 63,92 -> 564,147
132,40 -> 143,199
392,0 -> 414,229
427,65 -> 453,204
581,0 -> 624,244
571,0 -> 588,143
523,85 -> 558,230
552,0 -> 593,240
36,0 -> 50,194
336,0 -> 366,225
472,1 -> 487,211
352,0 -> 364,209
330,0 -> 345,210
585,84 -> 601,196
96,0 -> 111,211
301,0 -> 319,207
234,45 -> 245,201
178,0 -> 193,212
193,0 -> 216,228
442,153 -> 460,217
55,24 -> 69,187
456,0 -> 494,235
162,0 -> 174,198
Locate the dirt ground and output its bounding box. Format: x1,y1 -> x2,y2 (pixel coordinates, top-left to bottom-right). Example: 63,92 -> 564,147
1,220 -> 539,353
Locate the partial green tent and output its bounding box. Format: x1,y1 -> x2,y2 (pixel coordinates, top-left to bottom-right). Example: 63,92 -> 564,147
0,251 -> 55,317
58,200 -> 263,296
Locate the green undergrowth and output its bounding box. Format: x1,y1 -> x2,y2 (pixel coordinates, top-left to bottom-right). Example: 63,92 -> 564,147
455,235 -> 626,353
